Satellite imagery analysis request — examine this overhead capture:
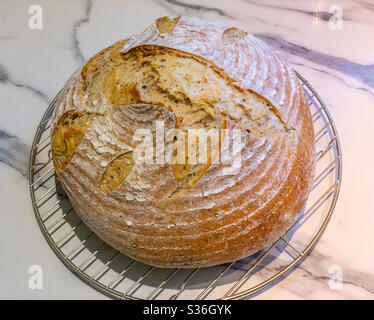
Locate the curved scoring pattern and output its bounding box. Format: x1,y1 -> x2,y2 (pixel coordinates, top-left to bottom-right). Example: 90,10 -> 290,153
50,16 -> 315,268
122,16 -> 301,130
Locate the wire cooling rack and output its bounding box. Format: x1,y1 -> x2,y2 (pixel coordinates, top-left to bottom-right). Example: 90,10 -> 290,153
28,72 -> 342,300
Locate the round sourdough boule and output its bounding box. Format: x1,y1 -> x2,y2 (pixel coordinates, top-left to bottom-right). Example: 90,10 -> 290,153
51,16 -> 315,268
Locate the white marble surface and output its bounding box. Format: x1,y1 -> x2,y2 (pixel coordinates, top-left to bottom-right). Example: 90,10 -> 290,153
0,0 -> 373,299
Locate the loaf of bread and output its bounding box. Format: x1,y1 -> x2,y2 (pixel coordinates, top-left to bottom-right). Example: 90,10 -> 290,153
51,16 -> 315,268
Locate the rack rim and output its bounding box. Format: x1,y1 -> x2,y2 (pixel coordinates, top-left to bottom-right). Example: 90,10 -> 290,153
28,72 -> 342,300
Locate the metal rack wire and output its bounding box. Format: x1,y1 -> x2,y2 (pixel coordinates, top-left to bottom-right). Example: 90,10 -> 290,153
28,73 -> 342,300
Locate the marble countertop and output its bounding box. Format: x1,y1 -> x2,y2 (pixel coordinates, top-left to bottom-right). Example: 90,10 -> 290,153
1,0 -> 373,299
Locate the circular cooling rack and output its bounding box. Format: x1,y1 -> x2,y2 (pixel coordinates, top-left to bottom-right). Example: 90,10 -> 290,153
29,72 -> 342,300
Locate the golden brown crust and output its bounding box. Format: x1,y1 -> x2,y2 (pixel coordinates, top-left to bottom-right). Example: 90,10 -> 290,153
222,27 -> 248,45
51,16 -> 315,268
122,45 -> 288,129
156,16 -> 181,34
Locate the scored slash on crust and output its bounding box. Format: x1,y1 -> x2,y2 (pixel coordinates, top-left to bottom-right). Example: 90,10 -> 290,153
49,16 -> 315,268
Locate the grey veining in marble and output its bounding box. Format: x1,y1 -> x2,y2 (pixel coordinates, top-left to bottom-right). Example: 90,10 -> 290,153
73,0 -> 92,63
0,64 -> 49,102
0,129 -> 29,176
257,34 -> 374,88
